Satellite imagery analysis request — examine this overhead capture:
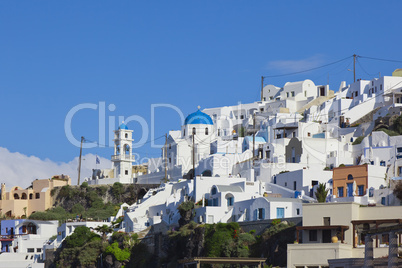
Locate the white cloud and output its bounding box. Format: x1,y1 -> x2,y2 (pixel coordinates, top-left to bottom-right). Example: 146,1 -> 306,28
0,147 -> 111,190
267,54 -> 326,73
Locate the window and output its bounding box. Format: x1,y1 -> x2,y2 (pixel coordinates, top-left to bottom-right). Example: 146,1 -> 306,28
397,147 -> 402,153
218,129 -> 221,136
358,185 -> 364,196
337,187 -> 344,197
27,248 -> 35,253
291,91 -> 295,97
381,197 -> 386,205
258,208 -> 265,219
307,132 -> 311,137
183,129 -> 185,136
293,181 -> 297,190
276,134 -> 281,139
37,248 -> 42,253
169,158 -> 171,163
347,174 -> 353,180
323,217 -> 331,226
240,115 -> 244,119
380,84 -> 383,90
125,133 -> 128,138
211,187 -> 217,195
286,92 -> 289,97
260,108 -> 264,112
205,128 -> 208,135
35,193 -> 40,199
285,182 -> 287,187
309,230 -> 317,241
227,197 -> 234,206
380,161 -> 386,166
192,127 -> 196,135
296,208 -> 300,215
266,150 -> 271,159
125,170 -> 128,175
304,91 -> 307,97
169,144 -> 171,149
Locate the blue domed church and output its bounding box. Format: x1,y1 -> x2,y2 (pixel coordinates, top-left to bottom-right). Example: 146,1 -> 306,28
162,108 -> 216,180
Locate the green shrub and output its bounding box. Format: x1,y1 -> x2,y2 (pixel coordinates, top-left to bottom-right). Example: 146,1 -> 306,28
105,242 -> 131,262
352,136 -> 364,145
72,204 -> 85,215
64,226 -> 100,248
80,182 -> 89,189
112,182 -> 124,197
377,128 -> 399,136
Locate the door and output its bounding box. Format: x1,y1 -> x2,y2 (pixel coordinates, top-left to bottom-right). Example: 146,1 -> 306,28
276,208 -> 284,219
322,229 -> 332,243
347,183 -> 353,197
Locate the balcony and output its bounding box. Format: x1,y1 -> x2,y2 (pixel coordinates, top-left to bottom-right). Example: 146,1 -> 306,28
111,154 -> 135,161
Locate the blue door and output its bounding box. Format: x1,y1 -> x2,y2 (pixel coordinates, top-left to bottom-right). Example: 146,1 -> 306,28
276,208 -> 284,219
347,183 -> 353,197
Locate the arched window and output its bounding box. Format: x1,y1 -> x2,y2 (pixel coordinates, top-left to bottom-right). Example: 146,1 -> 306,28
225,193 -> 234,207
14,193 -> 20,199
211,187 -> 217,195
205,127 -> 208,135
125,133 -> 128,138
21,193 -> 27,200
124,144 -> 130,155
29,193 -> 33,199
116,145 -> 120,155
27,223 -> 37,234
192,127 -> 196,135
348,174 -> 353,180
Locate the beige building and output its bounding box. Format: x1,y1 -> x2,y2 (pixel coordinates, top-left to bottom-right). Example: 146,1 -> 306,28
287,202 -> 402,268
0,175 -> 71,218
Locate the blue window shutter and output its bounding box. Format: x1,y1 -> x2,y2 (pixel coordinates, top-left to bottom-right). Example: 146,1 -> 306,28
262,208 -> 265,219
253,209 -> 257,221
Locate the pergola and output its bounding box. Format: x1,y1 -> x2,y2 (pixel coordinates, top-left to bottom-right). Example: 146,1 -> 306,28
178,257 -> 266,268
351,218 -> 402,248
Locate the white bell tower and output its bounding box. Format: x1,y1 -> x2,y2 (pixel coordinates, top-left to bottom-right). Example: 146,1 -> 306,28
112,122 -> 134,180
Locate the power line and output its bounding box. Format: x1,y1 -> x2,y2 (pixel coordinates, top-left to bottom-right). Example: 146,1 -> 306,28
359,55 -> 402,64
263,55 -> 353,78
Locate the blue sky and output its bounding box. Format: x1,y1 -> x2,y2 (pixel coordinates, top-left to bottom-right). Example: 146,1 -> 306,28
1,1 -> 401,184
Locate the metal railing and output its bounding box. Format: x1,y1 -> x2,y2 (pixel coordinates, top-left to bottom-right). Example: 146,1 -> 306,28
111,154 -> 135,161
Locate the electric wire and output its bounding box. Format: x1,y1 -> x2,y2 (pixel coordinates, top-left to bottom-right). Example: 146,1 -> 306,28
263,55 -> 353,78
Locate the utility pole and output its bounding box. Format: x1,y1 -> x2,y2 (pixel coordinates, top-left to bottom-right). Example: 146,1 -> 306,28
353,54 -> 356,83
192,129 -> 196,179
164,133 -> 167,182
261,76 -> 265,101
77,136 -> 84,185
253,113 -> 256,160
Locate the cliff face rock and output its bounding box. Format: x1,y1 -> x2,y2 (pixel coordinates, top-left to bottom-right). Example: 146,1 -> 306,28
50,183 -> 159,211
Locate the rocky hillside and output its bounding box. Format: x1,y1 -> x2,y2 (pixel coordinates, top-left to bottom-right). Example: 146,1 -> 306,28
51,183 -> 159,212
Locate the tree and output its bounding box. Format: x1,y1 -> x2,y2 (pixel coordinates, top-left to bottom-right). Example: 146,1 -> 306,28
94,224 -> 113,242
393,180 -> 402,201
315,183 -> 329,203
